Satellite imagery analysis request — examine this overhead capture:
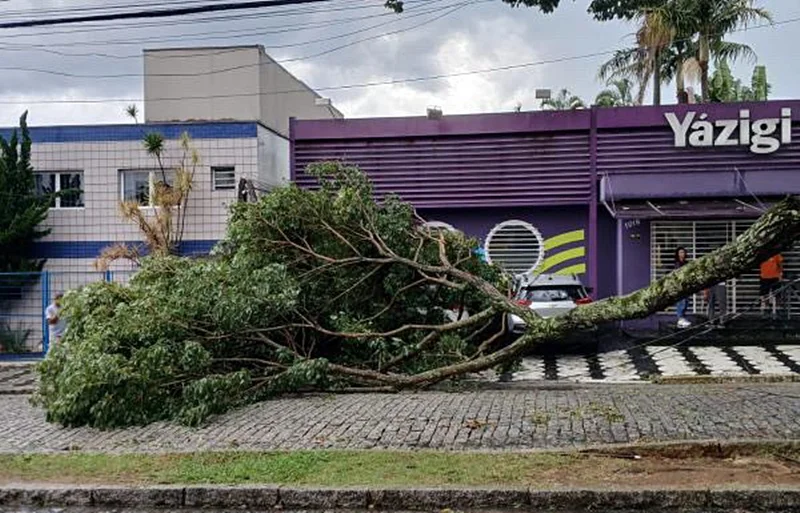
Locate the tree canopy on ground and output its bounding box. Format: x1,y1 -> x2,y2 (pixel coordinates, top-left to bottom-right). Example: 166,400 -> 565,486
35,162 -> 800,428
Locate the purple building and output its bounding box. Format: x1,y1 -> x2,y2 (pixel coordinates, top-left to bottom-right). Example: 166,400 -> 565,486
291,101 -> 800,318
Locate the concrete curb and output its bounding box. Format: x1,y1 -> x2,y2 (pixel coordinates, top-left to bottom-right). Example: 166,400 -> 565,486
1,485 -> 800,511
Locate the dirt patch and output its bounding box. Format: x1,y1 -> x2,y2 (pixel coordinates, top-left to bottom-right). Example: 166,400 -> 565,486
532,454 -> 800,489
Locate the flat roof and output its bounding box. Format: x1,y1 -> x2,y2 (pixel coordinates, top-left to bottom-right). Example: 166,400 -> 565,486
292,99 -> 800,140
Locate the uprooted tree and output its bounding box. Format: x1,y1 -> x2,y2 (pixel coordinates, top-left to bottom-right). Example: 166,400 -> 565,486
35,162 -> 800,428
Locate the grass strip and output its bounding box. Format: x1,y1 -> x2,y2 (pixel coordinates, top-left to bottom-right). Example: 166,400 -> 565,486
2,446 -> 800,488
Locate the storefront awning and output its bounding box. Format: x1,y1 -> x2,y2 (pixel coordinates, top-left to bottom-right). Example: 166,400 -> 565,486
600,169 -> 800,203
607,198 -> 775,219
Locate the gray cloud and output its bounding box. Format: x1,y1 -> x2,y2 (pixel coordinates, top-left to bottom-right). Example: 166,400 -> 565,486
0,0 -> 795,126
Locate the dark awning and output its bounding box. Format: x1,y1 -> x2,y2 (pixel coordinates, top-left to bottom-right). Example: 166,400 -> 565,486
600,169 -> 800,203
607,197 -> 776,219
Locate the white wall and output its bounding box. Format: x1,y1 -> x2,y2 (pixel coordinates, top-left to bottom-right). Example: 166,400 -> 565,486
257,52 -> 343,137
144,47 -> 261,124
257,125 -> 290,188
34,135 -> 258,246
144,46 -> 343,137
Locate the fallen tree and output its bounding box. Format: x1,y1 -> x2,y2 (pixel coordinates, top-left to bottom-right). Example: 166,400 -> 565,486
35,162 -> 800,427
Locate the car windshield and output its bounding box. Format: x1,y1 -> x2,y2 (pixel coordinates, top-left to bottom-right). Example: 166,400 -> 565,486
517,285 -> 585,302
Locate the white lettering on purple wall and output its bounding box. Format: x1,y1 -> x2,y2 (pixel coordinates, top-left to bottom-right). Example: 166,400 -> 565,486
665,108 -> 792,155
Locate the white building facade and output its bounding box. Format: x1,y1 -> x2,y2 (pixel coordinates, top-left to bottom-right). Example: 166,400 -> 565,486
1,45 -> 340,354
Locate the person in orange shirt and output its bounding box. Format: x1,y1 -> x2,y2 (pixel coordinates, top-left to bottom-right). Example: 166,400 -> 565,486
760,253 -> 784,317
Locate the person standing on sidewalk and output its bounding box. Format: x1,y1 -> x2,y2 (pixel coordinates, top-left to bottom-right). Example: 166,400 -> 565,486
674,247 -> 691,328
705,281 -> 727,326
45,292 -> 66,352
760,253 -> 784,318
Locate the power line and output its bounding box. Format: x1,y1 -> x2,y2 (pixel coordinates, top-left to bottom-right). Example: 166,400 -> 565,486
0,0 -> 337,29
0,0 -> 455,59
0,50 -> 619,105
0,0 -> 384,41
0,1 -> 477,80
0,13 -> 793,106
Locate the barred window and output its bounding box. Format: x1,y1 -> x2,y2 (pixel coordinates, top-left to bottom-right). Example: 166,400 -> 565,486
212,166 -> 236,190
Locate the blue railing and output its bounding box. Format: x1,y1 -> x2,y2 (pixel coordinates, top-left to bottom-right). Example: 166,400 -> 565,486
0,270 -> 135,359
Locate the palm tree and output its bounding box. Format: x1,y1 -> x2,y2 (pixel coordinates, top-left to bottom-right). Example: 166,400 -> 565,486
598,0 -> 770,104
598,48 -> 650,105
540,89 -> 586,110
684,0 -> 772,102
599,2 -> 686,106
595,79 -> 636,107
635,6 -> 679,105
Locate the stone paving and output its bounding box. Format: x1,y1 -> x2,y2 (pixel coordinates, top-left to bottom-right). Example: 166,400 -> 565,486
0,362 -> 37,394
1,383 -> 800,453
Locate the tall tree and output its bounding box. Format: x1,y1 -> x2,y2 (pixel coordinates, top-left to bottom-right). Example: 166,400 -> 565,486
0,112 -> 49,277
684,0 -> 771,102
540,88 -> 586,110
598,1 -> 689,105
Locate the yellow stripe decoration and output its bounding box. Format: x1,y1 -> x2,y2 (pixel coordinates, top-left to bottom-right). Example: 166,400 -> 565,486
538,247 -> 585,273
555,263 -> 587,276
543,229 -> 585,251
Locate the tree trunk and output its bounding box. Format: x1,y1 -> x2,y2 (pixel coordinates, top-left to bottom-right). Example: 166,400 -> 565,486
676,58 -> 688,104
699,35 -> 710,103
653,48 -> 662,106
385,195 -> 800,390
700,60 -> 710,103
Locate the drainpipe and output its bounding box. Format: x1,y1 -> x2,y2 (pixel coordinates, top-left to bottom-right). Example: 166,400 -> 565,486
289,117 -> 296,183
589,106 -> 599,296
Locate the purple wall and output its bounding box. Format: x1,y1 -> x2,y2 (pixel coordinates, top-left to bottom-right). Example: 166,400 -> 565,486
294,132 -> 591,208
419,205 -> 591,283
291,100 -> 800,302
617,218 -> 651,295
596,209 -> 617,299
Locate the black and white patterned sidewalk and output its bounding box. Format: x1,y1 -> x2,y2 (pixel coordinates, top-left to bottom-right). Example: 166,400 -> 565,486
3,344 -> 800,393
509,344 -> 800,383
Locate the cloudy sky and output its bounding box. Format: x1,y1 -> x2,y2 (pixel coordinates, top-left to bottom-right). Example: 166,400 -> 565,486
0,0 -> 796,126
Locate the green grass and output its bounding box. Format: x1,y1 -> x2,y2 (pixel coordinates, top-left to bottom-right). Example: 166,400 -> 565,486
6,445 -> 800,488
0,451 -> 574,487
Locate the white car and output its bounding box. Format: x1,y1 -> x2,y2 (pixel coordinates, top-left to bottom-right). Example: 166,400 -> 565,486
506,273 -> 592,334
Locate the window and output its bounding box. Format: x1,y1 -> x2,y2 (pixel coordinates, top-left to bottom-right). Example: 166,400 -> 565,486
518,286 -> 587,303
120,169 -> 174,206
484,220 -> 544,275
34,171 -> 83,208
212,166 -> 236,190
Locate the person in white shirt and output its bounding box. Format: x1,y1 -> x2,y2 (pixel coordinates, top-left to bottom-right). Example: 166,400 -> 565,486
45,292 -> 66,352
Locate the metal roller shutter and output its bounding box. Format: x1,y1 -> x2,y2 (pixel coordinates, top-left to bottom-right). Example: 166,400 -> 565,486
651,220 -> 800,317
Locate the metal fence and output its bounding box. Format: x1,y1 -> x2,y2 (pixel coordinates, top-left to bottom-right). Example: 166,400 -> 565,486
0,270 -> 135,358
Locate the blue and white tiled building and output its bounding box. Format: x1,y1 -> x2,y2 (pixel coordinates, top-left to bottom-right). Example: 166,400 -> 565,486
2,45 -> 341,352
